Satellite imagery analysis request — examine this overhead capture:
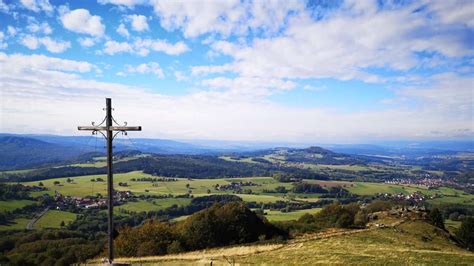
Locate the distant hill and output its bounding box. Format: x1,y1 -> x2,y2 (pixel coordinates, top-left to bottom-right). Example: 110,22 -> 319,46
0,136 -> 81,170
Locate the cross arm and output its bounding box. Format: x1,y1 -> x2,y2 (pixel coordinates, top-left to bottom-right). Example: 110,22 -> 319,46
78,126 -> 107,131
110,126 -> 142,131
78,126 -> 142,131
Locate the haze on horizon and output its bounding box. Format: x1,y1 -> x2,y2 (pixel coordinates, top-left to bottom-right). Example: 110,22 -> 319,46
0,0 -> 473,143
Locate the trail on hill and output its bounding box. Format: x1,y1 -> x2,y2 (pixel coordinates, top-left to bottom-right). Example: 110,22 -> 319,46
26,207 -> 49,230
101,220 -> 403,265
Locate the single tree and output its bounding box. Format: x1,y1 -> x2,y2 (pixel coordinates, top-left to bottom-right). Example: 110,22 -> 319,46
428,208 -> 445,229
456,217 -> 474,250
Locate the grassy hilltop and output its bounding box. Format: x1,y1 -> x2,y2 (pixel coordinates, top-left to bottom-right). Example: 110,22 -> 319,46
104,219 -> 474,265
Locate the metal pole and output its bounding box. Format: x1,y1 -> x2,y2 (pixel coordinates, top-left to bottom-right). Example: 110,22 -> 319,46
106,98 -> 114,263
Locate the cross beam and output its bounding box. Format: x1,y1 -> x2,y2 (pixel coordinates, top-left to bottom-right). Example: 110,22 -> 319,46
78,98 -> 141,263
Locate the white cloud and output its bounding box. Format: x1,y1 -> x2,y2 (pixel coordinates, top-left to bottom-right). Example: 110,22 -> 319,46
7,26 -> 17,36
20,0 -> 53,13
116,23 -> 130,38
195,1 -> 473,83
98,0 -> 145,7
103,40 -> 132,55
0,0 -> 10,13
78,37 -> 96,47
174,71 -> 188,81
40,37 -> 71,53
126,62 -> 164,78
149,0 -> 304,37
127,14 -> 149,32
102,38 -> 189,56
20,35 -> 39,49
201,76 -> 296,97
60,8 -> 105,37
20,35 -> 71,53
0,52 -> 472,141
27,21 -> 52,34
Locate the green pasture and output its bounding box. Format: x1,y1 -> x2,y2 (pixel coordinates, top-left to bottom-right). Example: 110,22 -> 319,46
33,210 -> 77,229
0,200 -> 37,212
0,218 -> 30,231
262,208 -> 322,222
118,198 -> 191,213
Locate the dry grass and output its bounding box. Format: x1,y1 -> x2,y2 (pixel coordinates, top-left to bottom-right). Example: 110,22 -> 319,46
87,217 -> 474,266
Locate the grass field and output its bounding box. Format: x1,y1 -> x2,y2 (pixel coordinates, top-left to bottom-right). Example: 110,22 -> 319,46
109,220 -> 473,265
0,218 -> 30,231
33,210 -> 77,229
118,198 -> 192,213
262,208 -> 322,222
0,200 -> 37,212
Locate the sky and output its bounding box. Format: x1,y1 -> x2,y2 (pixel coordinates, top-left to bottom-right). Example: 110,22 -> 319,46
0,0 -> 473,143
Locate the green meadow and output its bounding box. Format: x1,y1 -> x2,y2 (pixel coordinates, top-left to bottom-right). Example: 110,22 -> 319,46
0,218 -> 30,231
262,208 -> 322,222
33,210 -> 77,229
0,199 -> 37,212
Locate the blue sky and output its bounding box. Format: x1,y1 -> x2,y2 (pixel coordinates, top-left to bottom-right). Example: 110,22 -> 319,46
0,0 -> 473,143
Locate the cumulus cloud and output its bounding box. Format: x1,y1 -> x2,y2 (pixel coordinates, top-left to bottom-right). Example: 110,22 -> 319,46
125,62 -> 164,78
193,0 -> 474,83
78,37 -> 96,47
150,0 -> 304,37
26,21 -> 52,34
19,0 -> 53,13
201,76 -> 296,96
98,0 -> 145,7
103,40 -> 133,54
102,38 -> 189,56
60,8 -> 105,37
116,23 -> 130,38
20,35 -> 71,53
127,14 -> 149,31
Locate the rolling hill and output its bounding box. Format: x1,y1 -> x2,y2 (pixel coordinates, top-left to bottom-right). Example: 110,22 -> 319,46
95,219 -> 474,265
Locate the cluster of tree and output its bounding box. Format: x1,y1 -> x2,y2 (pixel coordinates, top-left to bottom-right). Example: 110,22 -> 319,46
130,177 -> 177,182
456,217 -> 474,250
0,230 -> 104,265
115,202 -> 287,257
292,183 -> 328,193
263,186 -> 289,193
277,203 -> 367,234
246,199 -> 334,213
0,184 -> 36,200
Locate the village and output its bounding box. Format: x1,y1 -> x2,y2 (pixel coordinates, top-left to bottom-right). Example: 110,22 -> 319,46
52,190 -> 133,210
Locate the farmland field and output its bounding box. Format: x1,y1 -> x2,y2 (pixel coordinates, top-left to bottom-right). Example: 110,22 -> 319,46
118,198 -> 191,213
0,218 -> 30,231
33,210 -> 77,229
18,171 -> 474,208
261,208 -> 322,222
0,199 -> 36,212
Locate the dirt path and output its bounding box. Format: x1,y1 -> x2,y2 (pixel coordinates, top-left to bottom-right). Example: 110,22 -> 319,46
26,207 -> 49,230
103,223 -> 401,264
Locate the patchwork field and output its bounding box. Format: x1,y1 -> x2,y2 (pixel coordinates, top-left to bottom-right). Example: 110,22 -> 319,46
19,171 -> 474,207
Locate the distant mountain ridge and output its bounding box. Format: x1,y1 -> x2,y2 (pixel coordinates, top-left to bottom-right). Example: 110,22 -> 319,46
0,136 -> 82,170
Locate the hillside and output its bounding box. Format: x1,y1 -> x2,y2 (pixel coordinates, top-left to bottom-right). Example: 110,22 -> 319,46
96,219 -> 474,265
0,136 -> 81,170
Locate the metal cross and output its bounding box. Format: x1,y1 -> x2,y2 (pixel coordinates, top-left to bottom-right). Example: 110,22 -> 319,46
78,98 -> 141,263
